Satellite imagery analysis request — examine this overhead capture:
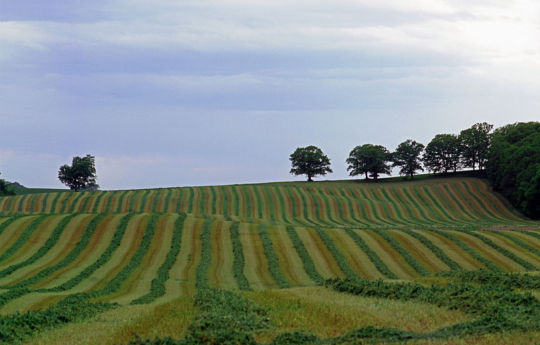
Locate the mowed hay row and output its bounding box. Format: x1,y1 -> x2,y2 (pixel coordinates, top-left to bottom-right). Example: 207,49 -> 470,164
1,177 -> 537,230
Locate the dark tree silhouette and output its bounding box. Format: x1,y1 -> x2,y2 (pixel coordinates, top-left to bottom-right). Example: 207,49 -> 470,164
289,146 -> 332,182
347,144 -> 392,180
392,140 -> 425,179
58,154 -> 99,191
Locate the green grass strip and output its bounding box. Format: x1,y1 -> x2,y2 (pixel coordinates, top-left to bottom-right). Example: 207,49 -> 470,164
388,187 -> 429,227
49,192 -> 64,214
45,214 -> 136,292
493,231 -> 540,257
465,231 -> 537,270
437,269 -> 540,289
0,215 -> 77,279
400,187 -> 445,227
252,186 -> 265,220
127,191 -> 137,213
337,189 -> 371,227
517,230 -> 540,241
316,187 -> 342,226
138,189 -> 151,213
91,192 -> 107,213
81,214 -> 160,299
16,194 -> 29,214
258,225 -> 290,288
272,186 -> 292,225
0,215 -> 49,264
209,186 -> 217,215
198,187 -> 206,215
397,229 -> 461,271
301,188 -> 331,227
27,194 -> 38,214
131,214 -> 187,304
102,191 -> 116,213
175,188 -> 184,213
355,189 -> 394,227
187,188 -> 194,214
151,190 -> 161,213
78,192 -> 94,213
114,190 -> 128,213
195,219 -> 213,289
285,226 -> 324,284
41,193 -> 50,213
313,227 -> 357,279
162,188 -> 172,213
6,214 -> 107,291
262,186 -> 277,223
0,215 -> 23,237
378,189 -> 417,227
63,193 -> 79,213
231,186 -> 240,218
229,221 -> 251,290
0,296 -> 115,345
343,228 -> 398,279
430,229 -> 501,271
240,186 -> 252,219
68,192 -> 86,213
371,229 -> 430,276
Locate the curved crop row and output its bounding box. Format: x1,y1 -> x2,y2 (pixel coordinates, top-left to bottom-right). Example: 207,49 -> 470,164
0,215 -> 49,264
195,219 -> 212,289
131,213 -> 187,304
464,231 -> 537,270
0,214 -> 107,308
370,229 -> 430,276
229,221 -> 251,290
313,227 -> 357,279
257,225 -> 290,288
0,178 -> 535,231
0,214 -> 78,279
45,213 -> 136,292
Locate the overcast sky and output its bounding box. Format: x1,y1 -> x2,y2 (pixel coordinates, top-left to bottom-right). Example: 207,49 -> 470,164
1,0 -> 539,190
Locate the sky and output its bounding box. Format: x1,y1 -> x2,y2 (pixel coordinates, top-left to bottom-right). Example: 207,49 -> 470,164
1,0 -> 539,190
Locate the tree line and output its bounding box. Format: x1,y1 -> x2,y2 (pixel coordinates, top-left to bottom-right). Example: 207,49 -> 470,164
290,121 -> 540,218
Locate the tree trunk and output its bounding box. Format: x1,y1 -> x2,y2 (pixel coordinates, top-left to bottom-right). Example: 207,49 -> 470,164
307,175 -> 313,182
365,172 -> 369,180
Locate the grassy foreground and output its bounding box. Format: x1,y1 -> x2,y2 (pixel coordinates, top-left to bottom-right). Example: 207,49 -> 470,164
0,175 -> 537,344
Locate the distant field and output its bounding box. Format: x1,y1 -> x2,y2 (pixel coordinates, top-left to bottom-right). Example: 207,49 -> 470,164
0,176 -> 538,344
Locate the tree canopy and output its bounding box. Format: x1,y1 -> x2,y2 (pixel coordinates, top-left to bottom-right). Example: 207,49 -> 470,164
0,173 -> 14,196
392,140 -> 425,179
486,122 -> 540,219
459,122 -> 493,170
289,146 -> 332,182
346,144 -> 392,180
58,154 -> 99,191
423,134 -> 461,174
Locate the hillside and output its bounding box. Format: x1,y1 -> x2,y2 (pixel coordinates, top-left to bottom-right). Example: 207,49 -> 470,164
0,176 -> 538,344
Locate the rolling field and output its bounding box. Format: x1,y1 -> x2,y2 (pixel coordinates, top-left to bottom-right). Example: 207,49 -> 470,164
0,176 -> 538,344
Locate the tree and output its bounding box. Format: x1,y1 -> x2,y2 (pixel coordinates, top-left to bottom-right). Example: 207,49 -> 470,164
346,144 -> 392,180
459,122 -> 493,170
58,154 -> 99,191
423,134 -> 461,174
486,122 -> 540,218
0,173 -> 14,196
392,140 -> 425,179
289,146 -> 332,182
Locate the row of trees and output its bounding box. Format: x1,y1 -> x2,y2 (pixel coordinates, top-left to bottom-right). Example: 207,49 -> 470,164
290,122 -> 494,182
290,121 -> 539,218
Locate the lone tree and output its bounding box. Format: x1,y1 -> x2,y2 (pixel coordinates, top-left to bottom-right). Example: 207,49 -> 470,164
459,122 -> 493,170
58,154 -> 99,191
423,134 -> 461,174
289,146 -> 332,182
0,173 -> 14,196
347,144 -> 392,180
392,140 -> 425,179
